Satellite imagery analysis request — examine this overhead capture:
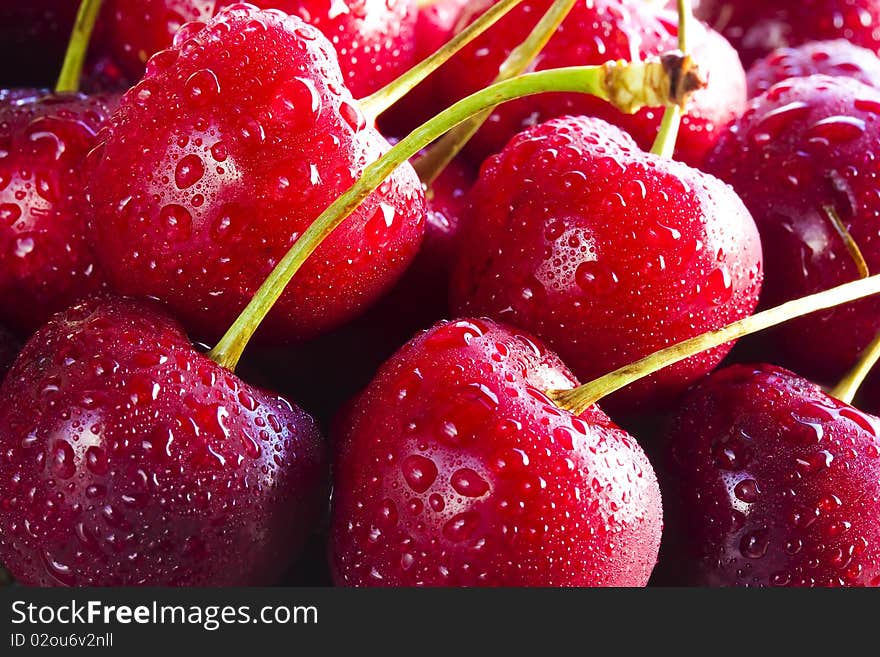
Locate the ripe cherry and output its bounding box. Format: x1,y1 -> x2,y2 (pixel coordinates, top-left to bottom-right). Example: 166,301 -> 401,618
450,115 -> 763,413
435,0 -> 746,166
0,90 -> 114,334
87,5 -> 425,343
329,318 -> 662,586
705,75 -> 880,380
97,1 -> 418,98
747,40 -> 880,98
665,363 -> 880,587
0,296 -> 326,586
696,0 -> 880,68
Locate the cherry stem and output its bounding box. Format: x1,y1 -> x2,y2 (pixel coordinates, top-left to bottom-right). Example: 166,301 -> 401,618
831,332 -> 880,404
55,0 -> 103,94
549,274 -> 880,414
649,0 -> 691,158
358,0 -> 524,120
824,205 -> 870,278
208,56 -> 696,371
414,0 -> 577,186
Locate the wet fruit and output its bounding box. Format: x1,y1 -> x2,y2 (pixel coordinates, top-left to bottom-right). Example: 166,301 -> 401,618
436,0 -> 746,166
705,75 -> 880,380
0,296 -> 326,586
747,39 -> 880,98
451,116 -> 763,413
0,90 -> 114,334
87,5 -> 425,343
330,318 -> 663,586
666,363 -> 880,587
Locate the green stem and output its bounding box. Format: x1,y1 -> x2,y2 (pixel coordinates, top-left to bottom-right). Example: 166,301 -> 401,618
649,0 -> 690,158
831,332 -> 880,404
209,57 -> 689,370
415,0 -> 576,186
358,0 -> 524,119
548,273 -> 880,414
55,0 -> 103,93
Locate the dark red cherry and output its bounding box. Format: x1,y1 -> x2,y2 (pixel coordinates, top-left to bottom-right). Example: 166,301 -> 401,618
0,324 -> 17,383
436,0 -> 746,167
697,0 -> 880,68
0,296 -> 326,586
0,91 -> 114,334
705,75 -> 880,380
665,363 -> 880,587
329,318 -> 663,586
450,116 -> 763,413
747,40 -> 880,98
98,0 -> 417,98
87,6 -> 425,343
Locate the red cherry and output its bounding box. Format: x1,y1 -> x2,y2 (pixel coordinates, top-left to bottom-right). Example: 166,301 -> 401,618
379,0 -> 471,136
0,2 -> 79,87
747,40 -> 880,98
435,0 -> 746,167
0,296 -> 326,586
87,6 -> 425,342
697,0 -> 880,68
98,0 -> 417,98
665,364 -> 880,587
450,116 -> 763,413
329,318 -> 662,586
0,324 -> 17,383
705,75 -> 880,380
0,91 -> 114,334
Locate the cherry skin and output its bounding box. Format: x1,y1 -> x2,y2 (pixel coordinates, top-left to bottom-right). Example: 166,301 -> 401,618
0,91 -> 114,335
87,6 -> 425,343
329,318 -> 663,587
665,363 -> 880,587
435,0 -> 746,167
450,116 -> 763,414
0,324 -> 17,383
705,75 -> 880,381
379,0 -> 471,136
747,40 -> 880,98
0,296 -> 326,586
696,0 -> 880,68
97,0 -> 418,98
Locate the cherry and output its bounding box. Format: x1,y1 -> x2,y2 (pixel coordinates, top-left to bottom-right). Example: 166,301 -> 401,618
0,324 -> 17,383
696,0 -> 880,68
747,40 -> 880,98
87,5 -> 425,343
0,296 -> 326,586
0,90 -> 115,334
379,0 -> 471,136
329,318 -> 662,586
435,0 -> 746,166
705,75 -> 880,380
97,1 -> 418,98
450,115 -> 763,413
664,363 -> 880,587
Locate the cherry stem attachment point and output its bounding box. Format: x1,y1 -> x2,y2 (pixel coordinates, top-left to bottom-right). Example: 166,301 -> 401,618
209,57 -> 691,371
649,0 -> 692,158
358,0 -> 524,119
415,0 -> 577,186
831,331 -> 880,404
56,0 -> 103,94
549,273 -> 880,414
